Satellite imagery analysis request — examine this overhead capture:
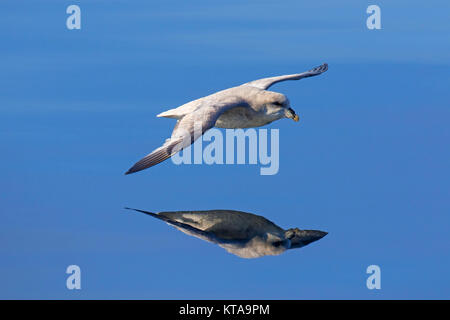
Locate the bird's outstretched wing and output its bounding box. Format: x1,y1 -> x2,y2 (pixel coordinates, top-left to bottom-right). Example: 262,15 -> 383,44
125,96 -> 245,174
243,63 -> 328,90
124,207 -> 220,244
156,209 -> 283,241
126,208 -> 283,242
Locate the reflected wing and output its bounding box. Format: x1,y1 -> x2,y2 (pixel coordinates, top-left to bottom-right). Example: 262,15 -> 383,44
157,210 -> 284,241
125,207 -> 221,244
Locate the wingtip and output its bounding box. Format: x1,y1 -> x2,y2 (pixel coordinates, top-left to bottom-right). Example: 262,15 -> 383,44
124,207 -> 143,213
124,167 -> 138,175
309,63 -> 328,75
124,207 -> 159,218
124,207 -> 139,212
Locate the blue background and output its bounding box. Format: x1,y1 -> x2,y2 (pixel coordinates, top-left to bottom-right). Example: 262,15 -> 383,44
1,0 -> 449,299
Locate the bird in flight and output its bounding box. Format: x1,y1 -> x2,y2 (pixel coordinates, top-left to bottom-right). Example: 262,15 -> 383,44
125,208 -> 327,258
125,63 -> 328,174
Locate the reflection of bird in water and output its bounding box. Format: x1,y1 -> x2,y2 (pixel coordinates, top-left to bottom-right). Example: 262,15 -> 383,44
126,208 -> 327,258
125,63 -> 328,174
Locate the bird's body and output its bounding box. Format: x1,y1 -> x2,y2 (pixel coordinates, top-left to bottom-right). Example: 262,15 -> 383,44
126,63 -> 328,174
126,208 -> 327,258
158,86 -> 287,129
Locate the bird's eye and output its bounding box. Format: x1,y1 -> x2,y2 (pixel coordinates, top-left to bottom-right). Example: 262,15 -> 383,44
273,241 -> 282,247
273,101 -> 283,106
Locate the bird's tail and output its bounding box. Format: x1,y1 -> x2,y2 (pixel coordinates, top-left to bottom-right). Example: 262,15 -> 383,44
156,109 -> 181,119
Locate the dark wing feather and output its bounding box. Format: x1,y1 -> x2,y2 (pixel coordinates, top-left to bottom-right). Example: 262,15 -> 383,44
125,207 -> 220,244
125,95 -> 245,174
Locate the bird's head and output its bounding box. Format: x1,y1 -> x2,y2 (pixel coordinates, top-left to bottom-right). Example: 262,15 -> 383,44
262,91 -> 299,122
285,228 -> 328,249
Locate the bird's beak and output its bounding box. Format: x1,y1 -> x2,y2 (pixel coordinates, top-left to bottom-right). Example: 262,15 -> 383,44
287,108 -> 299,122
288,229 -> 328,249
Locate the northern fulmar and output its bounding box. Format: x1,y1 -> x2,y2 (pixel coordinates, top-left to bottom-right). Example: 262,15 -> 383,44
126,208 -> 327,258
125,63 -> 328,174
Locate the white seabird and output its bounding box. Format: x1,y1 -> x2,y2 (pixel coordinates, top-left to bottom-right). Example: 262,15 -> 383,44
126,208 -> 327,258
125,63 -> 328,174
